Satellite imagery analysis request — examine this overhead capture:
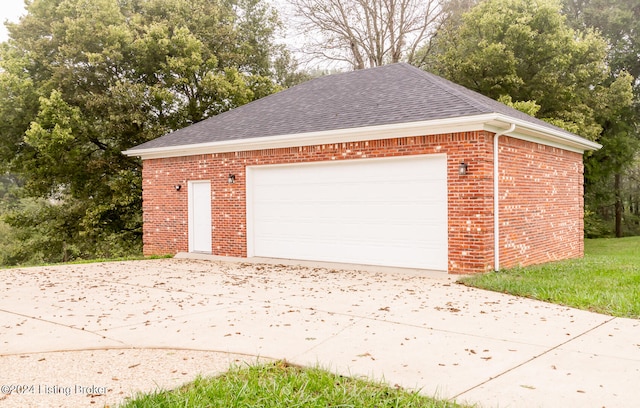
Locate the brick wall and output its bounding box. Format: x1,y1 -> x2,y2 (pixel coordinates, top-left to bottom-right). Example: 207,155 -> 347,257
498,136 -> 584,268
141,130 -> 584,274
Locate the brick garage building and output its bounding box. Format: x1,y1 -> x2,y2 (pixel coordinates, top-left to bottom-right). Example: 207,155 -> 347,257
124,63 -> 600,274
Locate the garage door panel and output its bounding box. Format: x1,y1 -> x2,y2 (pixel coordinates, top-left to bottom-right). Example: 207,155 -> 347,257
248,155 -> 448,271
256,180 -> 444,202
256,201 -> 445,220
252,206 -> 447,222
255,236 -> 447,270
255,221 -> 443,241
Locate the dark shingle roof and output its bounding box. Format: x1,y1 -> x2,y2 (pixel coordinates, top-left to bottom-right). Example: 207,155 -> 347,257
128,63 -> 579,151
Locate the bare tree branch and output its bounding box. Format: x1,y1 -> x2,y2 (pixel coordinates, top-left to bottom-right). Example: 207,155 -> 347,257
288,0 -> 446,69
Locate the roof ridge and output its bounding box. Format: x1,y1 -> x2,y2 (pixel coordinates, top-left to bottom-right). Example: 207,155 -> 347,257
397,63 -> 494,114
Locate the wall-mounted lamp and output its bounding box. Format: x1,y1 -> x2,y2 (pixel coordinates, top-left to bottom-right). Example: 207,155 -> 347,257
174,184 -> 182,191
228,174 -> 236,184
458,162 -> 468,175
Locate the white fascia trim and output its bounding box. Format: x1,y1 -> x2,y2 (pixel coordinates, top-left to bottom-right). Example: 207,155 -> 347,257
122,115 -> 493,159
123,113 -> 601,159
488,114 -> 602,152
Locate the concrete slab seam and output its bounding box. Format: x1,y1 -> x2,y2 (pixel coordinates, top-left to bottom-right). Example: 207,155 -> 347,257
93,304 -> 248,333
0,308 -> 128,352
354,315 -> 570,348
291,317 -> 367,360
0,346 -> 278,362
450,316 -> 617,400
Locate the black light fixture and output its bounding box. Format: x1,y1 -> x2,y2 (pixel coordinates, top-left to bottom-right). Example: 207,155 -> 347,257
458,162 -> 468,175
228,174 -> 236,184
174,184 -> 182,191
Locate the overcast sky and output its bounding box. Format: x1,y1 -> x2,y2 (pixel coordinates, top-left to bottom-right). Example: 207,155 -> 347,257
0,0 -> 25,42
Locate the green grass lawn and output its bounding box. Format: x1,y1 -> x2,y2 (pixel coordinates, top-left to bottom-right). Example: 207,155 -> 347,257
460,236 -> 640,318
119,361 -> 469,408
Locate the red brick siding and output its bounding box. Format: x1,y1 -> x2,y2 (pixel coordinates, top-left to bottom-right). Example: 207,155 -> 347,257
141,130 -> 584,274
497,136 -> 584,268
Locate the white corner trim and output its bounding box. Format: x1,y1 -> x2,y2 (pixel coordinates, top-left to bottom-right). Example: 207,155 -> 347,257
122,113 -> 601,159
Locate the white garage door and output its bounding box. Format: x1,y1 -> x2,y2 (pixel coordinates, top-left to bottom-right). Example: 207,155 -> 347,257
247,154 -> 448,271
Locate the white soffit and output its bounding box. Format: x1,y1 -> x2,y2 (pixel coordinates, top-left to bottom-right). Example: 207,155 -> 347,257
123,113 -> 602,159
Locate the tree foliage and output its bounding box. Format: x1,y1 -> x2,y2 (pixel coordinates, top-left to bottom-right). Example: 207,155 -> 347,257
0,0 -> 295,265
563,0 -> 640,80
426,0 -> 632,142
424,0 -> 637,237
562,0 -> 640,237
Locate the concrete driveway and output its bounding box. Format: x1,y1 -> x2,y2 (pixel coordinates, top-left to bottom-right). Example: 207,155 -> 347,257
1,257 -> 638,407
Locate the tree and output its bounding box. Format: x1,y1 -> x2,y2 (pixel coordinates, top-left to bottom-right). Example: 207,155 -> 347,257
563,0 -> 640,80
585,75 -> 638,237
562,0 -> 640,237
426,0 -> 632,141
423,0 -> 636,237
0,0 -> 294,264
424,0 -> 637,237
411,0 -> 478,69
288,0 -> 446,69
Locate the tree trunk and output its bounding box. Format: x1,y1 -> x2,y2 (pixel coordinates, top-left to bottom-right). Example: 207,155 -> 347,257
615,173 -> 623,237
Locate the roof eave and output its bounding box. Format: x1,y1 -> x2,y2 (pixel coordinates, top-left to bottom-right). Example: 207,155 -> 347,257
123,113 -> 601,160
488,114 -> 602,153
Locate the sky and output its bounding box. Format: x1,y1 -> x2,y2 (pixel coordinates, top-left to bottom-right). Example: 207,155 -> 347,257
0,0 -> 26,42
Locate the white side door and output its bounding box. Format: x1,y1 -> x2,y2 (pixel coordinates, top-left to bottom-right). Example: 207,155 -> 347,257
188,180 -> 212,253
